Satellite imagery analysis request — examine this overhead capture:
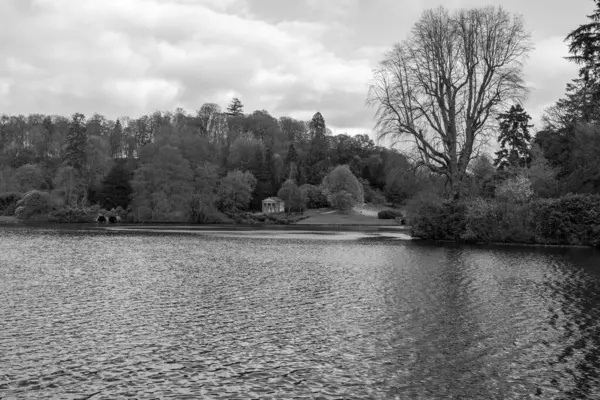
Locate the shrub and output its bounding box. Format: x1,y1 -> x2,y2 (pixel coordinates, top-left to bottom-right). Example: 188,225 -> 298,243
321,165 -> 364,212
14,190 -> 55,220
406,194 -> 466,241
114,206 -> 127,219
370,190 -> 387,205
300,184 -> 328,209
328,190 -> 356,212
277,180 -> 306,213
0,192 -> 22,215
3,202 -> 17,217
378,209 -> 403,219
384,168 -> 422,206
47,205 -> 102,223
196,208 -> 231,224
406,192 -> 600,246
533,194 -> 600,246
495,174 -> 534,203
217,170 -> 257,212
460,198 -> 503,243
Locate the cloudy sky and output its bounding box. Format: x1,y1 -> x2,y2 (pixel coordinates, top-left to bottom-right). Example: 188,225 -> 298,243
0,0 -> 593,138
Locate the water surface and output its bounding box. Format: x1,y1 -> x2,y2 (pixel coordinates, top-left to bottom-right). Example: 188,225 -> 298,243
1,226 -> 600,399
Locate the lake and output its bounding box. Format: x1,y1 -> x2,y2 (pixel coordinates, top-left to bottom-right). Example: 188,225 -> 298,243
1,225 -> 600,399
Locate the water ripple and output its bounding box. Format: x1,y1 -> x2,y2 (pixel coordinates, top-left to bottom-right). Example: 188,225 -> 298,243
1,227 -> 600,399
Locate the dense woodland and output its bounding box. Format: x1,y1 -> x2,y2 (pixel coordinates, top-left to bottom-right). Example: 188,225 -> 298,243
2,3 -> 600,245
0,102 -> 425,223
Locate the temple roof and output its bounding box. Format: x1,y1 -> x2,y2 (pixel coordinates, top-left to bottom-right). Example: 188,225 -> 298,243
262,197 -> 284,203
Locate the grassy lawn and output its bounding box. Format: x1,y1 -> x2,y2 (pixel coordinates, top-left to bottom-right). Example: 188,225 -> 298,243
0,216 -> 20,224
297,204 -> 405,226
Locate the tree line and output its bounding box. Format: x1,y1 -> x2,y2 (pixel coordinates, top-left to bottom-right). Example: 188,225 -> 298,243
4,3 -> 600,234
0,99 -> 429,222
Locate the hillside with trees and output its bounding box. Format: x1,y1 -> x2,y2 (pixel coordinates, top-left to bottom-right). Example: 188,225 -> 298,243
0,101 -> 420,223
3,3 -> 600,246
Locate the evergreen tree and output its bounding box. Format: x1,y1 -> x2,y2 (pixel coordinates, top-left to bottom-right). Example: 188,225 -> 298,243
564,1 -> 600,122
566,0 -> 600,82
226,98 -> 244,116
98,162 -> 133,210
64,113 -> 88,173
285,142 -> 298,165
41,116 -> 53,156
284,143 -> 299,182
306,112 -> 330,184
264,144 -> 274,187
309,111 -> 326,139
249,147 -> 273,209
110,119 -> 123,158
297,160 -> 308,186
494,104 -> 533,170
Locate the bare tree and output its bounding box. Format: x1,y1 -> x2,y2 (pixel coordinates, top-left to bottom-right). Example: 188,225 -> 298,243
367,6 -> 532,198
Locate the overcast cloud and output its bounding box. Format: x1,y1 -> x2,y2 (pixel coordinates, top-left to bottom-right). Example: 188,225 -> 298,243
0,0 -> 591,138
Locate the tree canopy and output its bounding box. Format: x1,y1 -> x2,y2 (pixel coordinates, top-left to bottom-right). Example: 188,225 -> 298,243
368,5 -> 532,198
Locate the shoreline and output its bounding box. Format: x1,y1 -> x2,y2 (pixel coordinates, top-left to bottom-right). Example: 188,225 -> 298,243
415,237 -> 598,249
0,219 -> 411,233
3,218 -> 597,249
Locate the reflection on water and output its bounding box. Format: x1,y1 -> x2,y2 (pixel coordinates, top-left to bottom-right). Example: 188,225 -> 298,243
1,227 -> 600,399
104,226 -> 414,241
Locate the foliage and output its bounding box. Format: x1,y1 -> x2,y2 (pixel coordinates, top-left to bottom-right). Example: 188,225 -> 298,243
306,112 -> 330,184
526,144 -> 559,198
277,180 -> 306,213
460,198 -> 536,244
467,154 -> 498,198
228,137 -> 261,171
406,194 -> 466,241
15,164 -> 49,192
64,113 -> 88,173
0,167 -> 18,192
47,205 -> 97,223
0,106 -> 439,225
84,134 -> 113,201
494,104 -> 533,170
407,192 -> 600,246
217,170 -> 257,212
563,124 -> 600,194
226,98 -> 244,117
368,5 -> 531,198
272,153 -> 284,188
197,209 -> 230,224
249,146 -> 275,210
360,178 -> 386,204
131,145 -> 195,221
321,165 -> 364,212
533,194 -> 600,246
299,184 -> 328,209
53,165 -> 84,206
14,190 -> 56,220
98,162 -> 132,210
494,174 -> 534,204
378,209 -> 403,219
285,142 -> 298,166
384,168 -> 422,206
564,0 -> 600,123
0,192 -> 22,215
327,191 -> 357,213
